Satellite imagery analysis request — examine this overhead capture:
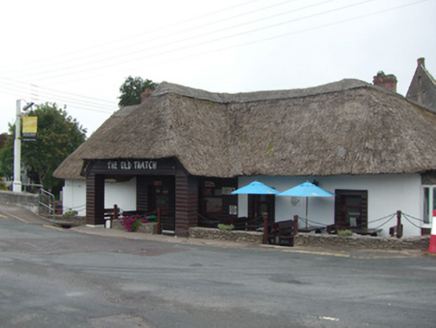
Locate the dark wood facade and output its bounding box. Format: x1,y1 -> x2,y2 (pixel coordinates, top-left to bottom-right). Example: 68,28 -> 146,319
86,172 -> 105,225
85,157 -> 238,237
198,177 -> 238,223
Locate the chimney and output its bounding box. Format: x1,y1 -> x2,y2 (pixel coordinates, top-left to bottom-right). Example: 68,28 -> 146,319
140,88 -> 154,103
417,57 -> 425,67
373,71 -> 397,93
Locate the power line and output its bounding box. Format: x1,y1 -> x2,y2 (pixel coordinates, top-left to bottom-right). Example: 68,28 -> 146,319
14,0 -> 377,82
176,0 -> 429,60
0,0 -> 429,107
130,0 -> 431,74
0,77 -> 115,105
5,0 -> 298,80
0,78 -> 116,114
1,0 -> 264,76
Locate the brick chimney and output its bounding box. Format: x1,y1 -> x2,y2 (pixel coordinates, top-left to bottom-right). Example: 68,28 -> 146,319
373,71 -> 397,93
140,89 -> 154,103
417,57 -> 425,67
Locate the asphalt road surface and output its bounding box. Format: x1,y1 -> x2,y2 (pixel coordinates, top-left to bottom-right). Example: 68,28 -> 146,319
1,208 -> 436,327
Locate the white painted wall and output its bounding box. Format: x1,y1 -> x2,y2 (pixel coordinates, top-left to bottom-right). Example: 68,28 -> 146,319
62,173 -> 425,236
62,179 -> 87,216
237,174 -> 423,237
104,177 -> 137,212
61,177 -> 137,217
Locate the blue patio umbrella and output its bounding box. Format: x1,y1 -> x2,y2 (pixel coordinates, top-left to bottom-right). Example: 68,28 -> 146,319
279,182 -> 335,229
232,181 -> 279,244
231,181 -> 280,195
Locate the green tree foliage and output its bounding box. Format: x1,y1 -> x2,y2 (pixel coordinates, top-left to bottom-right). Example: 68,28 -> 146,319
0,177 -> 7,190
0,134 -> 14,183
0,103 -> 86,194
118,76 -> 158,107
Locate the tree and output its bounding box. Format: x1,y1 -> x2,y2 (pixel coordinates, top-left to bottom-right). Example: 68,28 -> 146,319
0,103 -> 86,194
118,76 -> 158,107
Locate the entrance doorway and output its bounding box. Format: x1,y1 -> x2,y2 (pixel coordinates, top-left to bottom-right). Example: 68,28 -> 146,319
144,178 -> 175,232
248,194 -> 275,227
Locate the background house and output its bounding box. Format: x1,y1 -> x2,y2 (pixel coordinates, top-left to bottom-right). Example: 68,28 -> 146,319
406,57 -> 436,111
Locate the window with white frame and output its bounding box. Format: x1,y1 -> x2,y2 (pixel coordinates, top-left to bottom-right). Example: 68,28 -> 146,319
423,186 -> 436,224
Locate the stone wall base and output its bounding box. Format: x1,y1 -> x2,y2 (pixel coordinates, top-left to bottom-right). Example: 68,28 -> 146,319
53,215 -> 86,226
188,228 -> 430,250
294,233 -> 430,250
189,227 -> 263,243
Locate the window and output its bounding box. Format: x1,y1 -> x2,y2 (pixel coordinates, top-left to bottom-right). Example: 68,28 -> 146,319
423,186 -> 436,224
334,190 -> 368,229
198,178 -> 238,220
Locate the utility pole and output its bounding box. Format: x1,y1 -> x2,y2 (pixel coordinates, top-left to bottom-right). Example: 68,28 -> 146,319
12,100 -> 34,192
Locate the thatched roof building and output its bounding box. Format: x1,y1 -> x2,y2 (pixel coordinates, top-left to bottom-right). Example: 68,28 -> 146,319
54,79 -> 436,180
53,104 -> 138,180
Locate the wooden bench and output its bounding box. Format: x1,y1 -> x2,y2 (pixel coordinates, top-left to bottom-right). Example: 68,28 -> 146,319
103,205 -> 120,228
104,205 -> 120,221
277,220 -> 295,246
269,220 -> 295,246
229,216 -> 263,231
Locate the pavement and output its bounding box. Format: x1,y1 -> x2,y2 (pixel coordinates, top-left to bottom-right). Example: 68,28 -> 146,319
0,203 -> 261,249
0,203 -> 431,258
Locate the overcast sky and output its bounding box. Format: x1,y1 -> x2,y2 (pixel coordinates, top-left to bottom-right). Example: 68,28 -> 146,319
1,0 -> 435,136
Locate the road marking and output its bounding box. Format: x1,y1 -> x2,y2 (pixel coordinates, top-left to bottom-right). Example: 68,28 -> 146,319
280,248 -> 409,259
0,214 -> 8,218
319,316 -> 340,321
282,249 -> 351,258
66,292 -> 85,297
0,210 -> 27,223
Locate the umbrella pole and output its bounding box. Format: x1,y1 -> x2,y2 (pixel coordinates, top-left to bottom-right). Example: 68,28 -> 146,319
263,214 -> 268,244
306,197 -> 308,230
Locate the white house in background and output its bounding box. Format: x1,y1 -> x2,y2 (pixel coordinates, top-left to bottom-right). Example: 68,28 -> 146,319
54,65 -> 436,238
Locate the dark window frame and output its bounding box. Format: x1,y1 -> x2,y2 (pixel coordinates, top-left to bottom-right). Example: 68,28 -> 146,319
334,189 -> 368,229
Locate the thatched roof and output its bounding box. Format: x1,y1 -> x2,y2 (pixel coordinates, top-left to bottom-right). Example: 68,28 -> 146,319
54,79 -> 436,179
54,104 -> 139,180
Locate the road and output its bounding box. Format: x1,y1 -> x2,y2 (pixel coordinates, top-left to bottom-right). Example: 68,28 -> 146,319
0,208 -> 436,327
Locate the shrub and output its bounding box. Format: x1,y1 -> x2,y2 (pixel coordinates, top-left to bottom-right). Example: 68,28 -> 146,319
120,215 -> 149,232
64,209 -> 78,217
337,229 -> 353,237
218,224 -> 235,231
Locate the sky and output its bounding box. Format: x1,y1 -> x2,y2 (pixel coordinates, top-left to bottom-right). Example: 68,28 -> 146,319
0,0 -> 435,137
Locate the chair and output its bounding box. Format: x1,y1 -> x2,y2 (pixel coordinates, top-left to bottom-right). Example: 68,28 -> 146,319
277,220 -> 295,246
